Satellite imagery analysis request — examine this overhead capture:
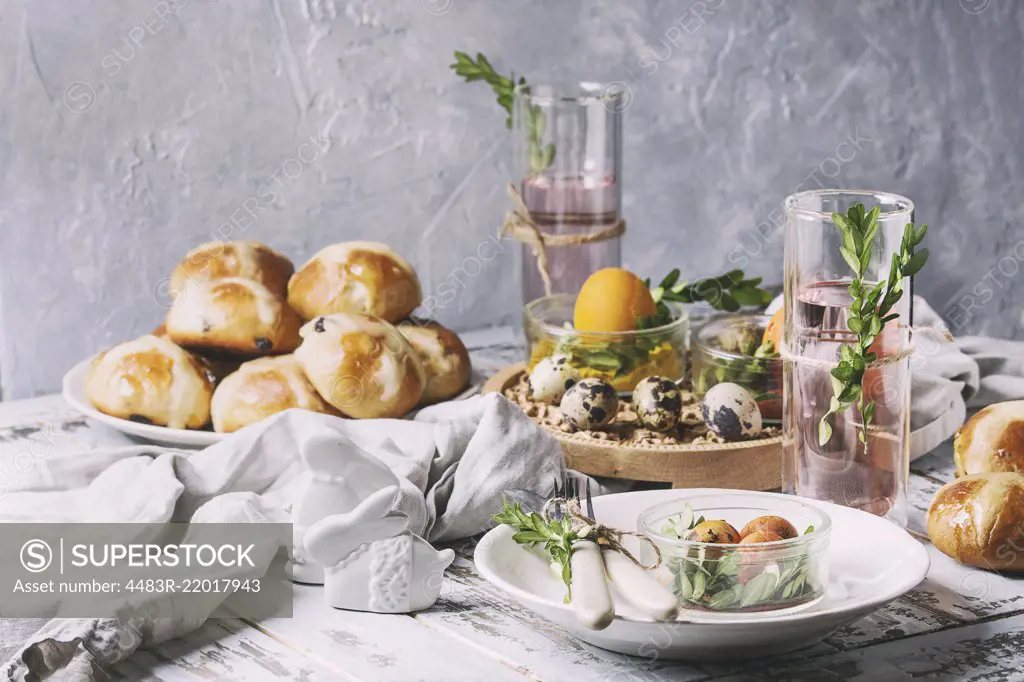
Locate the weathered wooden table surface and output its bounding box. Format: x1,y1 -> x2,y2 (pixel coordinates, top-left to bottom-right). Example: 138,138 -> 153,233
2,331 -> 1022,682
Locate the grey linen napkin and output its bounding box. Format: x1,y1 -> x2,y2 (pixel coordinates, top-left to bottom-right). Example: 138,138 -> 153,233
907,297 -> 1024,456
0,393 -> 563,680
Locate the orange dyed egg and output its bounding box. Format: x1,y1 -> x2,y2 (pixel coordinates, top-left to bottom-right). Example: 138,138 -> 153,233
573,268 -> 656,332
740,515 -> 798,540
763,307 -> 784,349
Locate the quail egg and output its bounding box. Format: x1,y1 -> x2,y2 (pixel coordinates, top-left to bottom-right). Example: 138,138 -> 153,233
685,520 -> 741,544
559,378 -> 619,430
701,382 -> 762,441
740,515 -> 798,540
527,355 -> 580,404
739,531 -> 784,545
632,375 -> 682,432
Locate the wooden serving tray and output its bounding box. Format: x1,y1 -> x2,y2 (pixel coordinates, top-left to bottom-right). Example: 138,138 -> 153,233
484,364 -> 782,491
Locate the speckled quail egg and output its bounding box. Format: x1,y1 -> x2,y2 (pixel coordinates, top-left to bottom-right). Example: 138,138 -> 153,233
559,378 -> 619,430
740,515 -> 798,540
701,382 -> 762,441
685,520 -> 741,544
527,355 -> 581,404
632,375 -> 682,432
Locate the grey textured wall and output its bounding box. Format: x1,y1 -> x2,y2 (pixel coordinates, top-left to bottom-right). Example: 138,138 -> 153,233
1,0 -> 1022,399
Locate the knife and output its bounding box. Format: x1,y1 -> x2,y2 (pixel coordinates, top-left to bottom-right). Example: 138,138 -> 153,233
602,549 -> 678,622
569,539 -> 615,630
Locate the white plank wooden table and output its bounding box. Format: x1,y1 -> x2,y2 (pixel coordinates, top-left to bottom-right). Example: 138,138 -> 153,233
2,333 -> 1022,681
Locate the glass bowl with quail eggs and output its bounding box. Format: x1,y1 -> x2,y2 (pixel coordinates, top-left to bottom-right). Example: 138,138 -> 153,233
513,269 -> 777,445
691,312 -> 783,424
638,493 -> 830,614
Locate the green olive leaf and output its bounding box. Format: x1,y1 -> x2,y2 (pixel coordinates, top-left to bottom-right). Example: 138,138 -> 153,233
707,587 -> 738,610
678,505 -> 694,531
675,567 -> 693,601
690,570 -> 706,601
681,557 -> 712,577
713,552 -> 742,579
818,419 -> 833,446
740,570 -> 779,607
659,269 -> 681,290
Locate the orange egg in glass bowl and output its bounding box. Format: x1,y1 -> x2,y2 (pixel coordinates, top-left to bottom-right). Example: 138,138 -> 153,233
573,267 -> 658,332
523,292 -> 689,394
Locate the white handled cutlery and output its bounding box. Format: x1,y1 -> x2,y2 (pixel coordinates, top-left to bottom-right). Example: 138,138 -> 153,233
569,539 -> 615,630
602,549 -> 678,621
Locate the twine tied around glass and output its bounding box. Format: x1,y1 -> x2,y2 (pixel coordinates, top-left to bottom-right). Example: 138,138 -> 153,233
541,496 -> 662,569
777,325 -> 954,370
779,325 -> 955,433
501,184 -> 627,297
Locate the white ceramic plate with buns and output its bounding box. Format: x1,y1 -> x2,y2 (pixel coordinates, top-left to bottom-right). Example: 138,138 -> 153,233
63,359 -> 227,447
63,358 -> 483,449
476,489 -> 930,661
64,238 -> 480,448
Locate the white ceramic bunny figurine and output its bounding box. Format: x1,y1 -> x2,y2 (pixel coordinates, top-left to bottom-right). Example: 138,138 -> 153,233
289,434 -> 401,584
305,485 -> 456,613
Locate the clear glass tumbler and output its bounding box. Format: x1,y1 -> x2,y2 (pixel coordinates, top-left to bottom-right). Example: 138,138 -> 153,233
514,82 -> 624,305
782,190 -> 915,527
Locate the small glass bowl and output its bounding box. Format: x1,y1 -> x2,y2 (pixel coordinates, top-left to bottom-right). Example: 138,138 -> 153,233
691,314 -> 783,423
523,294 -> 688,393
637,493 -> 831,615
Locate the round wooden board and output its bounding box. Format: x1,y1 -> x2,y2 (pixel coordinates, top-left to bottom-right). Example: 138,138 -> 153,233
484,363 -> 782,491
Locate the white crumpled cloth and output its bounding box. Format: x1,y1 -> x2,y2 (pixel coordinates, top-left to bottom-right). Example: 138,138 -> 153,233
0,393 -> 563,680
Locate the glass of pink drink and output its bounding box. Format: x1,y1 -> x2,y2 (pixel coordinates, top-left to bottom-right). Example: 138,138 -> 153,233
782,190 -> 916,527
514,83 -> 625,304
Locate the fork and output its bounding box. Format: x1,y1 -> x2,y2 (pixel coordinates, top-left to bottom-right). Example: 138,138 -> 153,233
554,473 -> 615,630
584,478 -> 678,622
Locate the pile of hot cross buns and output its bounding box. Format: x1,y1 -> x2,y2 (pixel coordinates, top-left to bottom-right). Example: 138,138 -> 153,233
86,241 -> 471,432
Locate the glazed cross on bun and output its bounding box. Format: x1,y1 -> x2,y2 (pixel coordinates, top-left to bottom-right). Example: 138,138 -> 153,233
288,241 -> 422,323
171,241 -> 294,298
397,320 -> 471,405
954,400 -> 1024,476
86,334 -> 214,429
211,355 -> 341,433
165,277 -> 302,358
295,313 -> 425,419
928,472 -> 1024,571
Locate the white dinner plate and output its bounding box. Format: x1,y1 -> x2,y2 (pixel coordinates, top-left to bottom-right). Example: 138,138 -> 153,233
475,489 -> 929,661
62,358 -> 486,449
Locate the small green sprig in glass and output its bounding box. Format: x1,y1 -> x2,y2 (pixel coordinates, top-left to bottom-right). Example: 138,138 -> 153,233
493,499 -> 578,602
449,51 -> 554,173
817,204 -> 929,447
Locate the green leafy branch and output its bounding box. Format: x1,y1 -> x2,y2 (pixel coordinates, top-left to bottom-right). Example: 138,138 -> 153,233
494,499 -> 579,602
450,51 -> 554,173
818,204 -> 929,446
639,269 -> 774,329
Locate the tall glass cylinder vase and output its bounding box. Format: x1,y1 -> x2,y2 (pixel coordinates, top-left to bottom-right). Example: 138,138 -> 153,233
514,82 -> 624,305
782,190 -> 915,527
